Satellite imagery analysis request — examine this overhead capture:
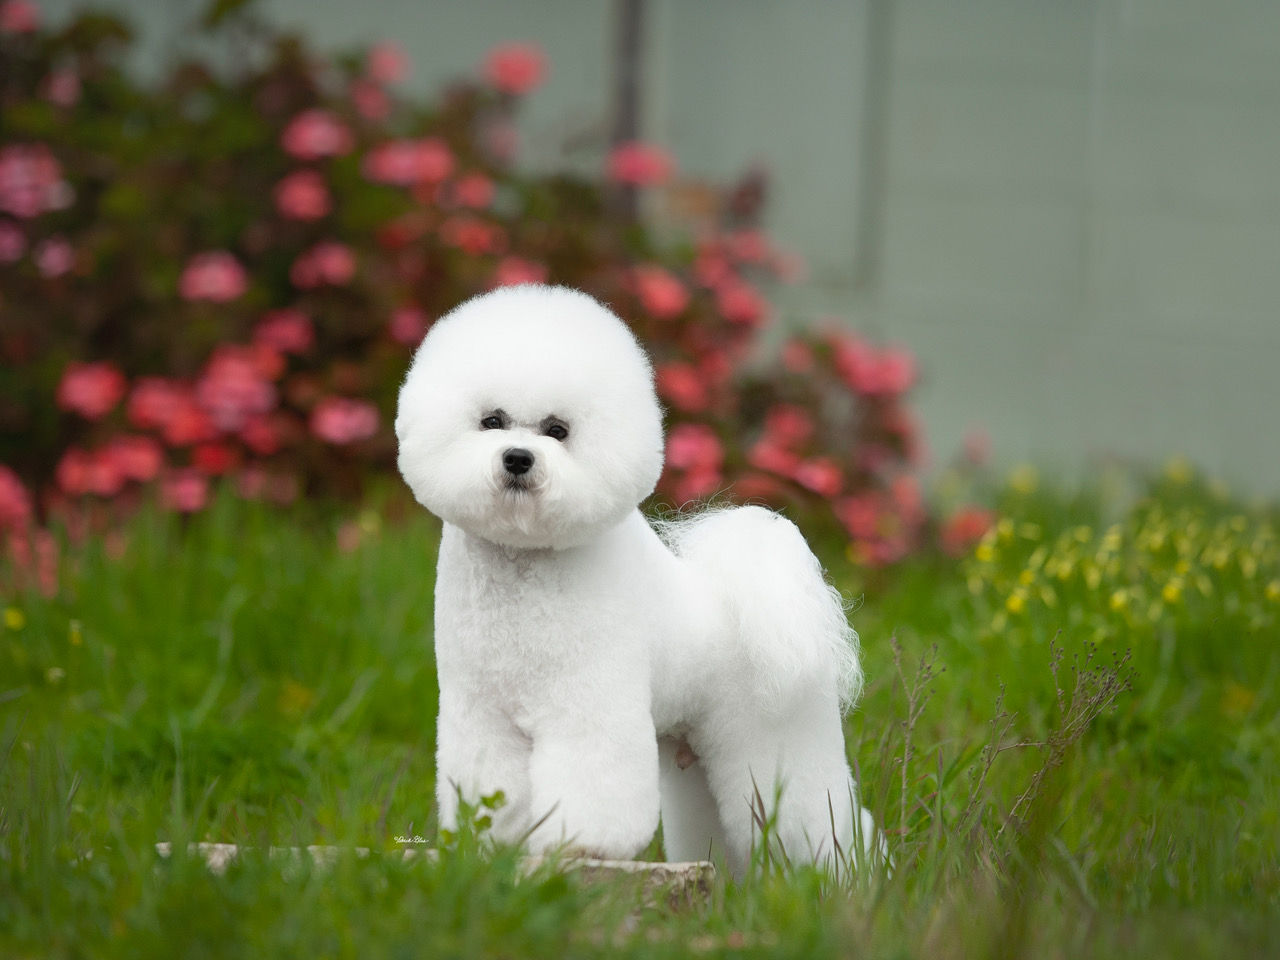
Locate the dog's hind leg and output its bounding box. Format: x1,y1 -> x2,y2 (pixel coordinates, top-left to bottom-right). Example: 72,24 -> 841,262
658,736 -> 728,865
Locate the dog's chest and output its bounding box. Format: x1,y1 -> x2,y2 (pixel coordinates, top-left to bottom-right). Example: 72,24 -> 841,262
434,528 -> 633,694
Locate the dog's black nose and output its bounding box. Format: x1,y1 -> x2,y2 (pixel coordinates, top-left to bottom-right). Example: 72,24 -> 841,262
503,448 -> 534,476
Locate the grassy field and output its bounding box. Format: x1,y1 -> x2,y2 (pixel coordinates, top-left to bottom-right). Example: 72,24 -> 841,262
2,469 -> 1278,958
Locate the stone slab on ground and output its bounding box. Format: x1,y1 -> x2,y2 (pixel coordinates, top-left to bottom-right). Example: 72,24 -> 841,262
153,842 -> 714,908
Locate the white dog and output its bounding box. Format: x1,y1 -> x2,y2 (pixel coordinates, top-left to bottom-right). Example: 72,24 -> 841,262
396,284 -> 877,875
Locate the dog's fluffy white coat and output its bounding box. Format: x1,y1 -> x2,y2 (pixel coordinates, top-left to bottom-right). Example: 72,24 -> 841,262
396,285 -> 875,873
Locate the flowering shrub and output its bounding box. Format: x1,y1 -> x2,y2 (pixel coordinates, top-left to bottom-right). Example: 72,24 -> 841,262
0,0 -> 932,577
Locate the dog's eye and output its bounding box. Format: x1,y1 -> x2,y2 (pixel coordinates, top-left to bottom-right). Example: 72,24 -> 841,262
545,423 -> 568,442
480,415 -> 504,430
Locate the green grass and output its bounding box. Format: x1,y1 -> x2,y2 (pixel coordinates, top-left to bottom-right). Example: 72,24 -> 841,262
2,473 -> 1278,958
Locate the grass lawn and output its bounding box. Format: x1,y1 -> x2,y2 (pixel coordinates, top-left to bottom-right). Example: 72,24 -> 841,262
2,471 -> 1278,958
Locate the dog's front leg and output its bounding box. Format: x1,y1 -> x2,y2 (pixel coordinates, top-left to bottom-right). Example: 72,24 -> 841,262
434,684 -> 533,845
523,698 -> 660,860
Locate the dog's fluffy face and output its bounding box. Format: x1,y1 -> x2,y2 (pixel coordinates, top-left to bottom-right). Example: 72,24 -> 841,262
395,285 -> 665,549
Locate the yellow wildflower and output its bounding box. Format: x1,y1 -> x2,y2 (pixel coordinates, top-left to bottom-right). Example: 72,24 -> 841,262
1162,580 -> 1183,604
1006,592 -> 1027,615
1164,456 -> 1194,484
3,607 -> 24,631
1009,464 -> 1039,495
1109,589 -> 1129,611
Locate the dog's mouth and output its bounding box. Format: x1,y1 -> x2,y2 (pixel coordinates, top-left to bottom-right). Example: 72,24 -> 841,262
501,476 -> 536,493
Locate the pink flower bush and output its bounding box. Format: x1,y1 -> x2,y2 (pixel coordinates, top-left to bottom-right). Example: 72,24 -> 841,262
179,251 -> 247,302
310,397 -> 379,445
290,241 -> 355,288
491,256 -> 547,288
274,169 -> 331,220
4,17 -> 929,559
483,42 -> 546,95
57,361 -> 126,419
0,143 -> 68,218
631,265 -> 689,319
253,309 -> 314,354
0,465 -> 32,531
607,141 -> 675,186
281,109 -> 353,161
362,138 -> 454,186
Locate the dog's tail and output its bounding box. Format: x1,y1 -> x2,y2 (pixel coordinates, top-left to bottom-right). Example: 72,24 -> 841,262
656,505 -> 863,713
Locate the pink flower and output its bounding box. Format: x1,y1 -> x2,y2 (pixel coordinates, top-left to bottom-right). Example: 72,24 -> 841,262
0,220 -> 24,262
748,440 -> 799,476
0,464 -> 32,531
834,493 -> 881,541
666,423 -> 723,471
655,363 -> 709,413
693,243 -> 731,288
34,235 -> 73,277
127,377 -> 185,430
674,468 -> 722,505
44,69 -> 80,107
362,138 -> 454,186
439,215 -> 505,256
195,346 -> 277,432
274,169 -> 330,220
240,414 -> 282,455
607,141 -> 675,186
350,78 -> 390,121
763,405 -> 814,447
161,394 -> 219,447
104,435 -> 163,482
389,306 -> 428,345
179,251 -> 247,302
192,442 -> 238,475
631,265 -> 688,319
57,361 -> 126,420
714,279 -> 766,326
483,42 -> 546,95
0,144 -> 67,218
792,457 -> 843,498
833,336 -> 916,397
724,229 -> 771,264
0,1 -> 38,34
161,469 -> 208,513
55,448 -> 90,495
452,172 -> 495,209
254,309 -> 314,354
310,397 -> 379,445
57,448 -> 123,497
281,109 -> 353,161
290,241 -> 355,288
941,506 -> 995,557
366,41 -> 409,84
490,256 -> 547,288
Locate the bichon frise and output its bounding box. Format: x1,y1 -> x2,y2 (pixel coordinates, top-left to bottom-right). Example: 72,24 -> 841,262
396,284 -> 877,874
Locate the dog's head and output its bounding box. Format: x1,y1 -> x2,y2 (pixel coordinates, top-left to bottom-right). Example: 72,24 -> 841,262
395,285 -> 665,549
